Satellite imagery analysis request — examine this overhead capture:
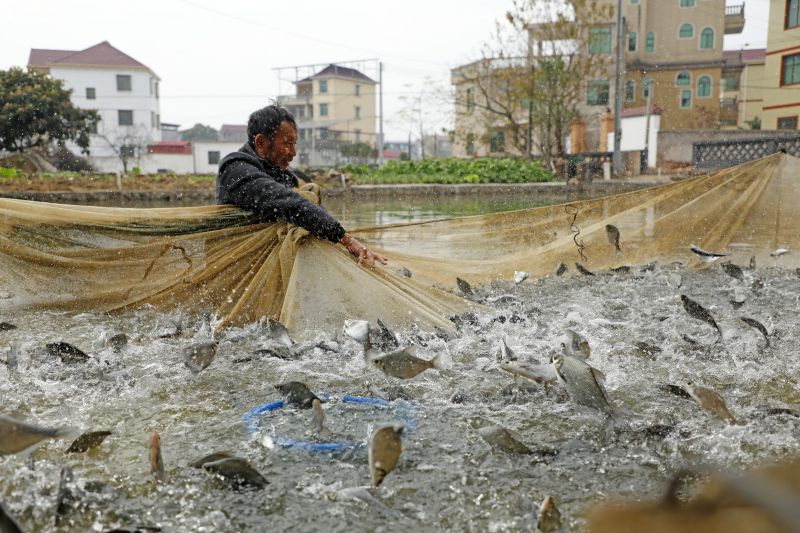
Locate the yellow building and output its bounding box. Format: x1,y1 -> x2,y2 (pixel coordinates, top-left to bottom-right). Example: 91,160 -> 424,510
278,64 -> 377,166
720,48 -> 766,129
758,0 -> 800,130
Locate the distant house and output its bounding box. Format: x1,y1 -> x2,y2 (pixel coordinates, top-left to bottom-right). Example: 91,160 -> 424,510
28,41 -> 162,173
219,124 -> 247,143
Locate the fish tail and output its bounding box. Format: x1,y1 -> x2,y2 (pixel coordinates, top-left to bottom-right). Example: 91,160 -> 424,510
431,351 -> 445,370
54,426 -> 80,440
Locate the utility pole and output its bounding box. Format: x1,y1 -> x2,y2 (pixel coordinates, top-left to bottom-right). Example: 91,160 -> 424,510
378,61 -> 385,166
612,0 -> 625,176
643,78 -> 653,170
526,33 -> 534,158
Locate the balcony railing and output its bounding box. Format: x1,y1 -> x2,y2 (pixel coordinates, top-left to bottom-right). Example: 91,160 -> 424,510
720,97 -> 738,109
725,3 -> 745,34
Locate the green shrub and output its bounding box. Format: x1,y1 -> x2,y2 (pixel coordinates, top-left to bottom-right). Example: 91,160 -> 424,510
0,167 -> 19,178
340,158 -> 554,184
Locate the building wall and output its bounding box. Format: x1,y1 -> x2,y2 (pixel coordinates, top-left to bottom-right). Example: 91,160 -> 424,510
761,0 -> 800,129
312,76 -> 377,144
49,66 -> 161,162
658,128 -> 800,163
736,62 -> 767,127
192,141 -> 241,175
138,153 -> 194,174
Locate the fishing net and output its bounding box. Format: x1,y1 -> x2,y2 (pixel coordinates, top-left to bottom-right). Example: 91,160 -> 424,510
0,153 -> 797,335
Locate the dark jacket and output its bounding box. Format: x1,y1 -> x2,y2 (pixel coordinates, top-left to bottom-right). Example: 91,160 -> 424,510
216,144 -> 345,243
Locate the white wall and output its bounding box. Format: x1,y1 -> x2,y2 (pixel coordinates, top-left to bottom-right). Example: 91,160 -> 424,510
192,142 -> 242,174
606,115 -> 660,168
138,153 -> 194,174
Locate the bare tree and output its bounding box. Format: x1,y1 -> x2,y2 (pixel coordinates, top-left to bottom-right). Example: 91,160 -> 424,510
98,126 -> 151,175
453,0 -> 614,168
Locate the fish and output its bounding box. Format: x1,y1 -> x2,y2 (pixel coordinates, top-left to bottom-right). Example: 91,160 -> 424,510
456,277 -> 473,295
0,322 -> 17,331
575,262 -> 595,276
537,495 -> 562,533
343,319 -> 371,348
563,329 -> 591,359
275,381 -> 319,409
660,383 -> 692,400
371,347 -> 442,379
65,430 -> 111,454
477,423 -> 533,454
189,451 -> 234,468
157,322 -> 182,339
640,262 -> 657,272
555,263 -> 568,276
690,244 -> 728,263
494,338 -> 516,363
0,501 -> 23,533
149,431 -> 167,483
46,342 -> 89,364
371,319 -> 400,352
265,317 -> 292,348
610,265 -> 631,273
248,344 -> 293,361
720,263 -> 744,282
368,424 -> 404,487
396,266 -> 412,278
771,248 -> 789,257
514,271 -> 529,284
108,333 -> 128,353
683,382 -> 737,425
740,317 -> 770,347
500,361 -> 556,384
680,295 -> 722,339
749,255 -> 757,269
485,294 -> 521,305
605,224 -> 622,254
0,414 -> 75,455
551,354 -> 613,413
311,399 -> 334,439
667,273 -> 683,288
182,341 -> 218,373
202,457 -> 269,490
632,341 -> 662,359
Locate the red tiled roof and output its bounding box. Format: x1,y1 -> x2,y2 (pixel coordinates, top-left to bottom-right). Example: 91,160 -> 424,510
148,141 -> 192,155
723,48 -> 766,64
28,41 -> 154,73
621,105 -> 662,118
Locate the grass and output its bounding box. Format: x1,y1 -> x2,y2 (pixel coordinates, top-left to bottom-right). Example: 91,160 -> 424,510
341,158 -> 556,185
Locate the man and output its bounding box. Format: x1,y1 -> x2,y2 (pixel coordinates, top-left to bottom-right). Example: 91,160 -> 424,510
217,105 -> 387,267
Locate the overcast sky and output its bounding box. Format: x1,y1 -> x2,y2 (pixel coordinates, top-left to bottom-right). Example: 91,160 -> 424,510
0,0 -> 770,141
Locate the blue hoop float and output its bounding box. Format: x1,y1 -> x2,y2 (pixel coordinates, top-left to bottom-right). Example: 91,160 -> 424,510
242,394 -> 418,453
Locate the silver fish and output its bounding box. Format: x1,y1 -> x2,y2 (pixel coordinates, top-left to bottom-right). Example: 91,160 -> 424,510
477,423 -> 533,454
683,382 -> 737,425
0,414 -> 74,455
46,342 -> 89,364
108,333 -> 128,353
182,341 -> 219,373
149,431 -> 167,483
551,354 -> 613,413
721,263 -> 744,282
500,361 -> 556,384
189,451 -> 234,468
265,317 -> 292,348
0,322 -> 17,331
343,320 -> 371,347
495,338 -> 516,363
740,317 -> 770,347
749,255 -> 757,269
575,262 -> 595,276
537,495 -> 562,533
690,244 -> 728,263
396,266 -> 412,278
605,224 -> 622,254
771,248 -> 789,257
514,271 -> 529,284
680,295 -> 722,339
372,347 -> 441,379
275,381 -> 319,409
562,329 -> 591,359
203,457 -> 269,490
368,424 -> 404,487
371,319 -> 400,352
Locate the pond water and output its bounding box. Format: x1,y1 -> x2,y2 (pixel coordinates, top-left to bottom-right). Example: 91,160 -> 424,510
1,262 -> 797,532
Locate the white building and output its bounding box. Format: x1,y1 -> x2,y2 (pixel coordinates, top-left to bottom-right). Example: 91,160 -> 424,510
28,41 -> 162,173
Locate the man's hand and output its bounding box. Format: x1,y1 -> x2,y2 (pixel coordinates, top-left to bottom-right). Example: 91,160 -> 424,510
340,233 -> 388,267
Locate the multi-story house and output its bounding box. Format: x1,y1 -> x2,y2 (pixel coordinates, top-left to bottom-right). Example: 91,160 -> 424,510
27,41 -> 162,173
277,64 -> 377,166
721,48 -> 767,128
758,0 -> 800,129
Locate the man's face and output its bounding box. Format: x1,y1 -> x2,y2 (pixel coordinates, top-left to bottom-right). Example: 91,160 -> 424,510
255,121 -> 297,170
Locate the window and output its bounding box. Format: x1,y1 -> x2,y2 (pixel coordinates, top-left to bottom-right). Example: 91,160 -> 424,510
466,133 -> 475,155
155,81 -> 159,99
156,113 -> 160,129
319,80 -> 328,94
320,103 -> 329,117
679,23 -> 694,38
490,131 -> 505,152
724,76 -> 740,90
319,127 -> 329,140
697,75 -> 712,97
589,27 -> 612,54
149,78 -> 154,95
118,110 -> 133,126
355,129 -> 361,142
466,88 -> 475,112
700,28 -> 714,49
646,32 -> 655,53
120,146 -> 135,158
680,0 -> 695,6
787,0 -> 800,29
86,87 -> 96,100
355,84 -> 361,96
778,116 -> 798,129
676,71 -> 691,86
629,0 -> 639,3
643,77 -> 652,98
116,74 -> 131,91
355,106 -> 361,119
628,31 -> 637,52
782,53 -> 800,85
680,89 -> 692,108
151,111 -> 156,128
587,80 -> 610,105
625,80 -> 635,101
208,151 -> 220,165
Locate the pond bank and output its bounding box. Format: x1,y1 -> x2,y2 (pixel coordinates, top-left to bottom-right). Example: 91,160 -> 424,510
0,179 -> 667,205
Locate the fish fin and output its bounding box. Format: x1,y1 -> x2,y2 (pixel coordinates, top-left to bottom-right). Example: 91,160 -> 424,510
591,368 -> 606,383
431,350 -> 445,370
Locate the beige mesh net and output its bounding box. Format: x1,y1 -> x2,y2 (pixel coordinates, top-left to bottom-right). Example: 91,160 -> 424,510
0,153 -> 797,335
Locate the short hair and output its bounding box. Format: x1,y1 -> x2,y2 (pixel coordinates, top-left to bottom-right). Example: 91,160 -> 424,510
247,105 -> 297,147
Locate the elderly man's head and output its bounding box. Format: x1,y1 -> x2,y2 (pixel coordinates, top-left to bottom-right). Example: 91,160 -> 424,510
247,105 -> 298,170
